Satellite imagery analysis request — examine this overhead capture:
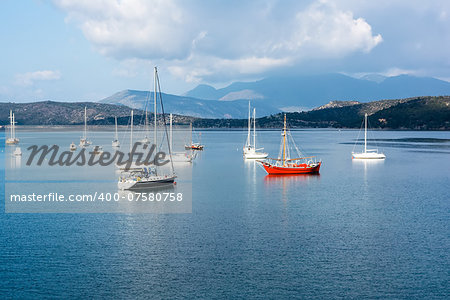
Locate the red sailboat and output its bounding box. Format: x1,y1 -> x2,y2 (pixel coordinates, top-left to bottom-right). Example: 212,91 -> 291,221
259,114 -> 322,175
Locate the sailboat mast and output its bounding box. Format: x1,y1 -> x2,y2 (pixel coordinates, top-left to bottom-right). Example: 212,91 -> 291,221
9,110 -> 13,138
130,110 -> 133,152
154,67 -> 157,150
283,114 -> 286,165
169,113 -> 173,152
145,109 -> 148,134
115,116 -> 118,140
247,101 -> 251,147
13,112 -> 16,139
253,108 -> 256,149
364,113 -> 367,153
84,106 -> 87,139
190,123 -> 193,146
12,111 -> 15,139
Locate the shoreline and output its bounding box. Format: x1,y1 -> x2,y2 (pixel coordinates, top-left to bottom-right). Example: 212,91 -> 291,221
1,125 -> 449,132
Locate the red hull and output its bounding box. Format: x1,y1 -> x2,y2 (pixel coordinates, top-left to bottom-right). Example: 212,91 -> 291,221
185,145 -> 204,150
261,162 -> 321,175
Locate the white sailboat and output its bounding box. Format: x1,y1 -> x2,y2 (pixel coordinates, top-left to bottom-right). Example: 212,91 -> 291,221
93,146 -> 104,155
243,103 -> 268,159
112,116 -> 120,147
6,110 -> 19,144
352,113 -> 386,159
79,107 -> 91,147
118,67 -> 176,190
170,113 -> 196,163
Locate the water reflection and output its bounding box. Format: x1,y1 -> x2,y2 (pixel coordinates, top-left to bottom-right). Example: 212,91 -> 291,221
264,174 -> 320,201
117,184 -> 177,213
352,159 -> 385,200
352,158 -> 385,177
264,173 -> 321,184
6,146 -> 23,169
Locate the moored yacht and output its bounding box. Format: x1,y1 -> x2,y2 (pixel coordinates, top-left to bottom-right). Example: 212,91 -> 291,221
243,102 -> 268,159
352,113 -> 386,159
118,67 -> 176,190
79,107 -> 91,147
6,110 -> 19,145
259,114 -> 321,175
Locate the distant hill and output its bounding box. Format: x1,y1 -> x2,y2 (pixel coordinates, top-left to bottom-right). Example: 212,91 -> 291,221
185,74 -> 450,110
1,96 -> 448,130
99,89 -> 280,118
0,101 -> 195,126
192,96 -> 450,130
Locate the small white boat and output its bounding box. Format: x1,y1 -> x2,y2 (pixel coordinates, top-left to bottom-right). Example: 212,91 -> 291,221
13,147 -> 22,156
171,151 -> 196,163
140,136 -> 151,144
243,103 -> 268,159
6,110 -> 20,145
112,140 -> 120,148
112,116 -> 120,147
169,113 -> 196,163
79,107 -> 92,147
352,113 -> 386,160
93,146 -> 103,155
70,142 -> 77,151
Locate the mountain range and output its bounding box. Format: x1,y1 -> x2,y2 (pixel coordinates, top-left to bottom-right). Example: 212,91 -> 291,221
100,90 -> 279,119
97,73 -> 450,118
184,73 -> 450,112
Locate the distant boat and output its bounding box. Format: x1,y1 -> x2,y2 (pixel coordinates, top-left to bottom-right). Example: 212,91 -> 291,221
93,146 -> 103,155
243,102 -> 268,159
6,110 -> 19,145
259,114 -> 321,175
112,116 -> 120,147
185,123 -> 204,150
79,107 -> 92,147
70,142 -> 77,151
169,113 -> 196,163
352,113 -> 386,160
13,147 -> 22,156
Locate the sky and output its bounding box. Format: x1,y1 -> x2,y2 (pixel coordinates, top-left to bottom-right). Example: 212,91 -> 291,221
1,0 -> 449,102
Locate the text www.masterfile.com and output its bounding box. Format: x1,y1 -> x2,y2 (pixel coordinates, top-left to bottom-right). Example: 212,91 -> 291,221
9,192 -> 184,202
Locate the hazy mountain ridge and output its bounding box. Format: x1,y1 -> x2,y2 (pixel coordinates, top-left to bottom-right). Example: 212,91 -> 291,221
185,73 -> 450,109
100,89 -> 280,118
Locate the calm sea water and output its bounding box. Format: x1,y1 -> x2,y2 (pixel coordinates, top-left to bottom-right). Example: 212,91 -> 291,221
1,128 -> 449,298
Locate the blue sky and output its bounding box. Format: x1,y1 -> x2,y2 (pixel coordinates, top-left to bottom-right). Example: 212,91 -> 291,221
1,0 -> 449,102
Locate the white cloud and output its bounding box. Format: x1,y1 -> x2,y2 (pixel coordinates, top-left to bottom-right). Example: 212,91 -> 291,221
292,1 -> 382,56
54,0 -> 382,82
15,70 -> 61,86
